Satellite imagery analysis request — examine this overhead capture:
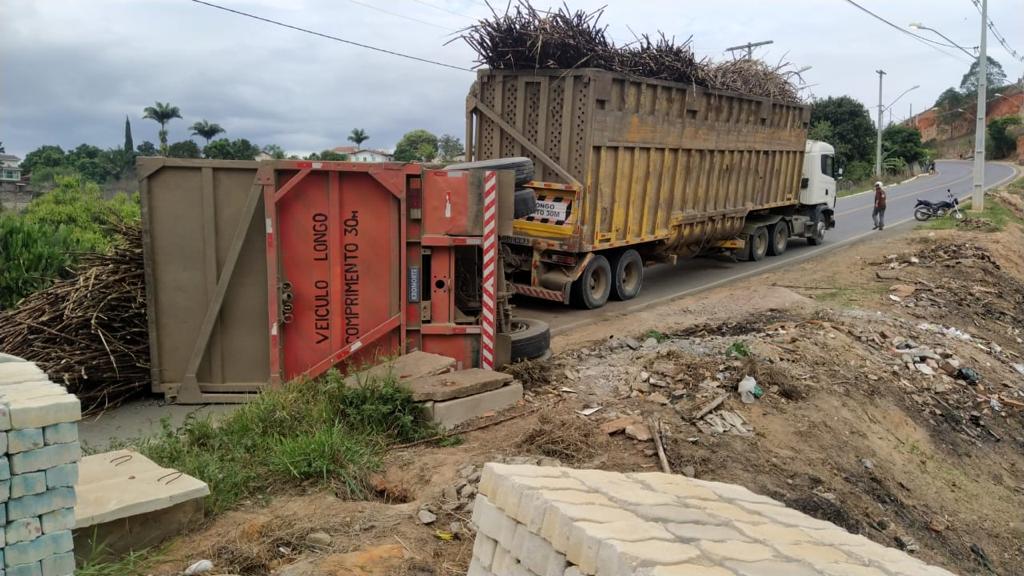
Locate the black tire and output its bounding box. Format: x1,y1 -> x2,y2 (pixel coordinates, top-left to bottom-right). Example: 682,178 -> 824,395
570,254 -> 612,309
807,207 -> 826,246
767,222 -> 788,256
444,157 -> 534,185
748,226 -> 769,261
610,249 -> 643,301
913,207 -> 931,222
509,318 -> 550,362
513,188 -> 537,218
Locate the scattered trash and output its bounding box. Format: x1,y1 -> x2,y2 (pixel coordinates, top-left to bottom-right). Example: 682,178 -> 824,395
184,560 -> 214,576
861,458 -> 875,470
737,375 -> 764,403
955,367 -> 980,384
575,406 -> 603,416
698,410 -> 753,436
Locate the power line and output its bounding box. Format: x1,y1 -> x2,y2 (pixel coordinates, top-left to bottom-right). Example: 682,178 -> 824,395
840,0 -> 972,63
968,0 -> 1024,63
190,0 -> 472,72
344,0 -> 455,32
406,0 -> 478,21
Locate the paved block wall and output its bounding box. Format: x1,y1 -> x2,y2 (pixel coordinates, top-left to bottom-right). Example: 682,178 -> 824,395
470,463 -> 957,576
0,359 -> 81,576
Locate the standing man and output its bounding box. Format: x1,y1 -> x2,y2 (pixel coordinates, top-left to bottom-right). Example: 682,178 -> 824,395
872,181 -> 887,230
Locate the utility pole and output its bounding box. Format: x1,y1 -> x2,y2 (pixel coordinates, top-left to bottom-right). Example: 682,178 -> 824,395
725,40 -> 773,59
876,69 -> 886,178
971,0 -> 988,211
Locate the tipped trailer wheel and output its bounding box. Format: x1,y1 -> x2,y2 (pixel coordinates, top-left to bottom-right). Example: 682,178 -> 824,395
444,157 -> 535,185
570,254 -> 612,309
748,226 -> 769,261
610,249 -> 643,301
767,222 -> 788,256
509,318 -> 551,362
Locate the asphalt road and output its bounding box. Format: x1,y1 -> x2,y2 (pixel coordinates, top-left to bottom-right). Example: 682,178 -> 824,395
515,160 -> 1019,334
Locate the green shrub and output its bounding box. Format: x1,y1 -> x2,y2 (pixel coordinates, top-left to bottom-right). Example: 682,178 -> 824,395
0,215 -> 74,309
22,175 -> 139,254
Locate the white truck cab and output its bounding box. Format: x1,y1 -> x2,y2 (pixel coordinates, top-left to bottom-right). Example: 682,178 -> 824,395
800,140 -> 837,208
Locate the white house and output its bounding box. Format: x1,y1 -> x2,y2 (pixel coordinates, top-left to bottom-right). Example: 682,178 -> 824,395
350,149 -> 393,162
0,154 -> 22,183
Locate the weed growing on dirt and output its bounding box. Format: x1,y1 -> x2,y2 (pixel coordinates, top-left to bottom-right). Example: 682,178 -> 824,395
76,547 -> 160,576
134,371 -> 434,514
726,341 -> 751,358
643,329 -> 668,343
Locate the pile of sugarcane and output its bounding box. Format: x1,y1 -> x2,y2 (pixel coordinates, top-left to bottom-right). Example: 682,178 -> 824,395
0,224 -> 149,413
457,2 -> 802,103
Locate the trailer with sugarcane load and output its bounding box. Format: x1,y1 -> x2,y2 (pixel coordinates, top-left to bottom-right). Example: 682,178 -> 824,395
461,68 -> 838,308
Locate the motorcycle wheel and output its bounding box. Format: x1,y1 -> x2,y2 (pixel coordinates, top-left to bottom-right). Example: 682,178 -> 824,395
914,207 -> 932,221
952,210 -> 965,221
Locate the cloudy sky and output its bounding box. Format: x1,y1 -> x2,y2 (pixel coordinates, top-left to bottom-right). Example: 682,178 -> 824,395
2,0 -> 1022,158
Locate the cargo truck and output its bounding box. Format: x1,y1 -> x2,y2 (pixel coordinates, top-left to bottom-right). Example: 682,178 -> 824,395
462,68 -> 837,308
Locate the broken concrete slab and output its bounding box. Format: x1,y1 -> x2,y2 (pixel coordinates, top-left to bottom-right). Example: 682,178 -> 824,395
344,351 -> 456,387
404,369 -> 513,402
432,382 -> 523,429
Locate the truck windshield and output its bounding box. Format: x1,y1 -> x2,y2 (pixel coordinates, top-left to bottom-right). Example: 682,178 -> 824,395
821,155 -> 834,177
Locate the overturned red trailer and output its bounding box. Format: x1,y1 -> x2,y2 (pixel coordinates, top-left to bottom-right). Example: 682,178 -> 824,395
139,158 -> 530,403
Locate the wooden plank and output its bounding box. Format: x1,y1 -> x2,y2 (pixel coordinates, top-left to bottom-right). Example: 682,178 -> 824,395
536,76 -> 549,161
200,167 -> 224,385
469,97 -> 580,186
182,172 -> 265,386
515,76 -> 527,158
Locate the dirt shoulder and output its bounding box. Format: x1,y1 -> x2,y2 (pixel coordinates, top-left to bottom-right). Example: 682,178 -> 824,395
150,196 -> 1024,576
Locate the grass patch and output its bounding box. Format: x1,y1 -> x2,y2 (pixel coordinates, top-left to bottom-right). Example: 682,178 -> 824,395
643,329 -> 668,343
76,547 -> 161,576
916,196 -> 1022,232
131,370 -> 434,515
726,341 -> 751,358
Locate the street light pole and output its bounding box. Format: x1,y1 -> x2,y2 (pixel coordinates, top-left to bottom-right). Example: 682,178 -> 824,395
971,0 -> 988,211
876,69 -> 886,177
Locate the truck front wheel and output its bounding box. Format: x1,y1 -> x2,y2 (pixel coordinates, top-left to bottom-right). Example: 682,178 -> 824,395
571,254 -> 611,309
808,207 -> 827,246
611,249 -> 643,301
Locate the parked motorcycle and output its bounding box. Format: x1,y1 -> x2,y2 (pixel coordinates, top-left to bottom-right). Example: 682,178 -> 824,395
914,190 -> 964,222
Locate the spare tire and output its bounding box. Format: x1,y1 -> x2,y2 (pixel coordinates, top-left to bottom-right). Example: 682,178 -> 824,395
445,157 -> 534,185
509,318 -> 551,362
514,188 -> 537,218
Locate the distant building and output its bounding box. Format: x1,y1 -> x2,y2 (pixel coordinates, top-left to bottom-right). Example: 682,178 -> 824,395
350,149 -> 393,162
0,154 -> 22,183
332,146 -> 393,162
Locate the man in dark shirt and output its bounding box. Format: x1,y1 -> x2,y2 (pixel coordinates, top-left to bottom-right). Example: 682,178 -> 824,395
872,182 -> 886,230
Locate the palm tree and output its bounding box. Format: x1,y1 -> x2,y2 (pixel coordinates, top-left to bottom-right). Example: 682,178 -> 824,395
190,120 -> 226,145
142,102 -> 182,155
348,128 -> 369,148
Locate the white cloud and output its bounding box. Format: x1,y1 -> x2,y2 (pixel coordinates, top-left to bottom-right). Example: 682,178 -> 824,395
1,0 -> 1021,157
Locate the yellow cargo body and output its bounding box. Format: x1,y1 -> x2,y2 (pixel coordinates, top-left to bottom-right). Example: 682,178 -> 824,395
466,68 -> 810,256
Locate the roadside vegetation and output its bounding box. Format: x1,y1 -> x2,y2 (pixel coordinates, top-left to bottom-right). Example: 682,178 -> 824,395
130,371 -> 435,514
0,175 -> 138,308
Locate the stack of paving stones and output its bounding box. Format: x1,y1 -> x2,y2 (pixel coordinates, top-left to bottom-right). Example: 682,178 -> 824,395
0,359 -> 81,576
470,463 -> 958,576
